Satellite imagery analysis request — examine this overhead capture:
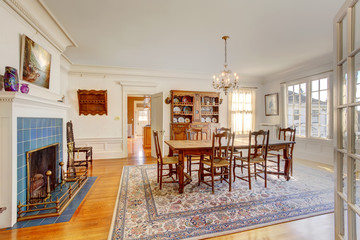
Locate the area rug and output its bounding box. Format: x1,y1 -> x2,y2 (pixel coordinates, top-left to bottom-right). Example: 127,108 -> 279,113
109,164 -> 334,240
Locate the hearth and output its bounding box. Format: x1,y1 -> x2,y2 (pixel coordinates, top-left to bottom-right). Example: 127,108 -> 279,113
27,143 -> 58,204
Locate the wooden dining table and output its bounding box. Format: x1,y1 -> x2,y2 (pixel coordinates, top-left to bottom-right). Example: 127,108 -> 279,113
165,138 -> 295,193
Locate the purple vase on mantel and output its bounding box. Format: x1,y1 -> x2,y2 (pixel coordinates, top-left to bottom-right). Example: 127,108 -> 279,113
3,66 -> 19,91
20,83 -> 29,94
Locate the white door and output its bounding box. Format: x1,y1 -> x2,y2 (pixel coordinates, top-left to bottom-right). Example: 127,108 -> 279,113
151,92 -> 164,158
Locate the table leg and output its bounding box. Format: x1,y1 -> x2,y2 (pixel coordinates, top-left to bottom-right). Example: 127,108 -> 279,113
283,146 -> 290,181
178,151 -> 185,193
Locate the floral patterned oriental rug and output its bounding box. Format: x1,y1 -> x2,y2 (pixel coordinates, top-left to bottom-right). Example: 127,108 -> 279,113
110,163 -> 334,240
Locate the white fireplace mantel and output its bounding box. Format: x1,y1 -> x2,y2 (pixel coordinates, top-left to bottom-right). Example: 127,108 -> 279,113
0,91 -> 70,228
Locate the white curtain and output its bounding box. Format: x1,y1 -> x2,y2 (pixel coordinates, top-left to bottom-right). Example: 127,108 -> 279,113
229,89 -> 255,135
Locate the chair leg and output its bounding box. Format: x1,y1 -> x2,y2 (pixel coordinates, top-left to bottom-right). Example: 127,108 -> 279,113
264,161 -> 267,188
248,162 -> 251,190
290,157 -> 293,176
198,162 -> 203,186
233,159 -> 236,182
157,161 -> 160,183
229,166 -> 232,192
254,163 -> 257,180
189,156 -> 192,177
277,155 -> 280,178
160,165 -> 163,190
211,166 -> 215,194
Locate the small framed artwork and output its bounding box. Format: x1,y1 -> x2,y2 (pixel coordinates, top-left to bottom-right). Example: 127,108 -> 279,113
20,35 -> 52,89
265,93 -> 279,116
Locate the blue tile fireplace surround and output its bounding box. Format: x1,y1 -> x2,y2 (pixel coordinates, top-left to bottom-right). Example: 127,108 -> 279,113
17,118 -> 63,206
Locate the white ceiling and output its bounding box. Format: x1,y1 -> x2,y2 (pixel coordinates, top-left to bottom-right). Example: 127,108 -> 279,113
42,0 -> 343,78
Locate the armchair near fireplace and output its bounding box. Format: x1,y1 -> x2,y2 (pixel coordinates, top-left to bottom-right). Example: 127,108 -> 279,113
66,121 -> 93,168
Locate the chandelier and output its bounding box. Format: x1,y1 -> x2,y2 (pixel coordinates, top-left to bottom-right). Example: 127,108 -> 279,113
212,36 -> 239,95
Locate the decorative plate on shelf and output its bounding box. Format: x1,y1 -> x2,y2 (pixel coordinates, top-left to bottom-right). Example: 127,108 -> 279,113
183,106 -> 191,113
173,97 -> 180,103
178,117 -> 185,123
211,117 -> 217,123
173,117 -> 178,123
205,117 -> 211,123
173,106 -> 181,113
184,117 -> 190,123
182,96 -> 191,103
201,117 -> 205,123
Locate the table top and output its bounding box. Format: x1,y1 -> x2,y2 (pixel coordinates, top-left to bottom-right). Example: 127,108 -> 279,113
165,137 -> 295,150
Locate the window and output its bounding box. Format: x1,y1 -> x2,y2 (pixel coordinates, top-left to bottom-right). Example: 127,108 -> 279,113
286,76 -> 330,139
311,78 -> 328,138
229,89 -> 254,135
287,83 -> 306,137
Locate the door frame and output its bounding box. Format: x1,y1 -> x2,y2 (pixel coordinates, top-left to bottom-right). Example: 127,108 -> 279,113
133,101 -> 150,137
120,81 -> 159,158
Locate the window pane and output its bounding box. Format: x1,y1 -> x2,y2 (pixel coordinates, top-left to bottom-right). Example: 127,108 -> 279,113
300,83 -> 306,94
319,125 -> 327,138
355,53 -> 360,102
320,78 -> 328,90
312,92 -> 319,102
342,61 -> 348,105
342,108 -> 348,149
356,159 -> 360,208
312,80 -> 319,92
342,15 -> 347,60
356,2 -> 360,49
354,106 -> 360,155
294,85 -> 300,94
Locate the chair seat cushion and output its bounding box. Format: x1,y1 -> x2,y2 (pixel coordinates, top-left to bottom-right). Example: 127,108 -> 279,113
201,158 -> 229,167
162,156 -> 178,164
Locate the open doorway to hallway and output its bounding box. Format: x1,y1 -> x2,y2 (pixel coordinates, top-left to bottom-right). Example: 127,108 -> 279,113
127,96 -> 151,158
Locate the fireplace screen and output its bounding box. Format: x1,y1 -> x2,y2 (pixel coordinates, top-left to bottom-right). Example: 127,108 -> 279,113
26,143 -> 59,203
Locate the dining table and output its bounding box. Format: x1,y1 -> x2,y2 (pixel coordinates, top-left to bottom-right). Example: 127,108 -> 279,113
165,137 -> 296,193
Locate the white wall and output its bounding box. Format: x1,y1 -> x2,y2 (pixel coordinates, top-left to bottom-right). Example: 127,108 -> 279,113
260,54 -> 334,166
0,1 -> 69,228
0,2 -> 64,100
66,67 -> 263,159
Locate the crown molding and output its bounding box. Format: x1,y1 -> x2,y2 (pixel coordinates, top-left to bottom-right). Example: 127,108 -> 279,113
262,53 -> 333,84
3,0 -> 77,52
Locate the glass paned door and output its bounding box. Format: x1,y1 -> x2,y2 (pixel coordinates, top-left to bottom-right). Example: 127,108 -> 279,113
335,2 -> 360,239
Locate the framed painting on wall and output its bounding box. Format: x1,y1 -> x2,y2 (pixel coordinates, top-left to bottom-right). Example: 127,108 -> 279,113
265,93 -> 279,116
20,35 -> 51,89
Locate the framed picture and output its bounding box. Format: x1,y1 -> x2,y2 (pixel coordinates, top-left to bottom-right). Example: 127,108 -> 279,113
20,35 -> 51,89
265,93 -> 279,116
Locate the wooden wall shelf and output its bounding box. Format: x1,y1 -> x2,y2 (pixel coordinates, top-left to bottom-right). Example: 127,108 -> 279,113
77,90 -> 108,116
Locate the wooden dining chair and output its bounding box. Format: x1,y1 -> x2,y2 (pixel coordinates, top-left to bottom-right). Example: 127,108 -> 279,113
153,130 -> 178,190
198,131 -> 235,194
233,130 -> 269,190
185,128 -> 208,176
66,121 -> 93,168
215,127 -> 231,134
267,127 -> 296,177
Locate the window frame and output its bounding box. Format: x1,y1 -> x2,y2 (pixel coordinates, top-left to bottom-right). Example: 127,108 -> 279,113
228,89 -> 256,137
284,73 -> 333,140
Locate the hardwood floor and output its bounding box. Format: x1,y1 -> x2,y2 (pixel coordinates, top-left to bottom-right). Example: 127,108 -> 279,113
0,139 -> 334,240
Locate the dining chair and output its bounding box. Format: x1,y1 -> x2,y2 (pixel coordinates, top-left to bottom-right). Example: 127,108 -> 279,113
233,130 -> 269,190
66,120 -> 93,168
198,131 -> 235,194
215,127 -> 231,134
267,127 -> 296,177
185,128 -> 208,176
153,130 -> 179,190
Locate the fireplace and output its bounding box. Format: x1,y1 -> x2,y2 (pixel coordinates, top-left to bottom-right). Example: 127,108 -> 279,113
26,143 -> 59,204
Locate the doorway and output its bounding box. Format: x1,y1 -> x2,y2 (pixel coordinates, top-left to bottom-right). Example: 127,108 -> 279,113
127,96 -> 151,158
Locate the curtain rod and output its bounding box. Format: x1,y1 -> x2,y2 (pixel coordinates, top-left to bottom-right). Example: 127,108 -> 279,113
280,69 -> 333,85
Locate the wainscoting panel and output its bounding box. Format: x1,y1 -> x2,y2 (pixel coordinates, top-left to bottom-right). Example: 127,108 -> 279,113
293,138 -> 334,166
75,137 -> 123,159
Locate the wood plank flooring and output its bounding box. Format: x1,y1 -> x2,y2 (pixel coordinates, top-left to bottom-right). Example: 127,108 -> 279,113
0,138 -> 334,240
